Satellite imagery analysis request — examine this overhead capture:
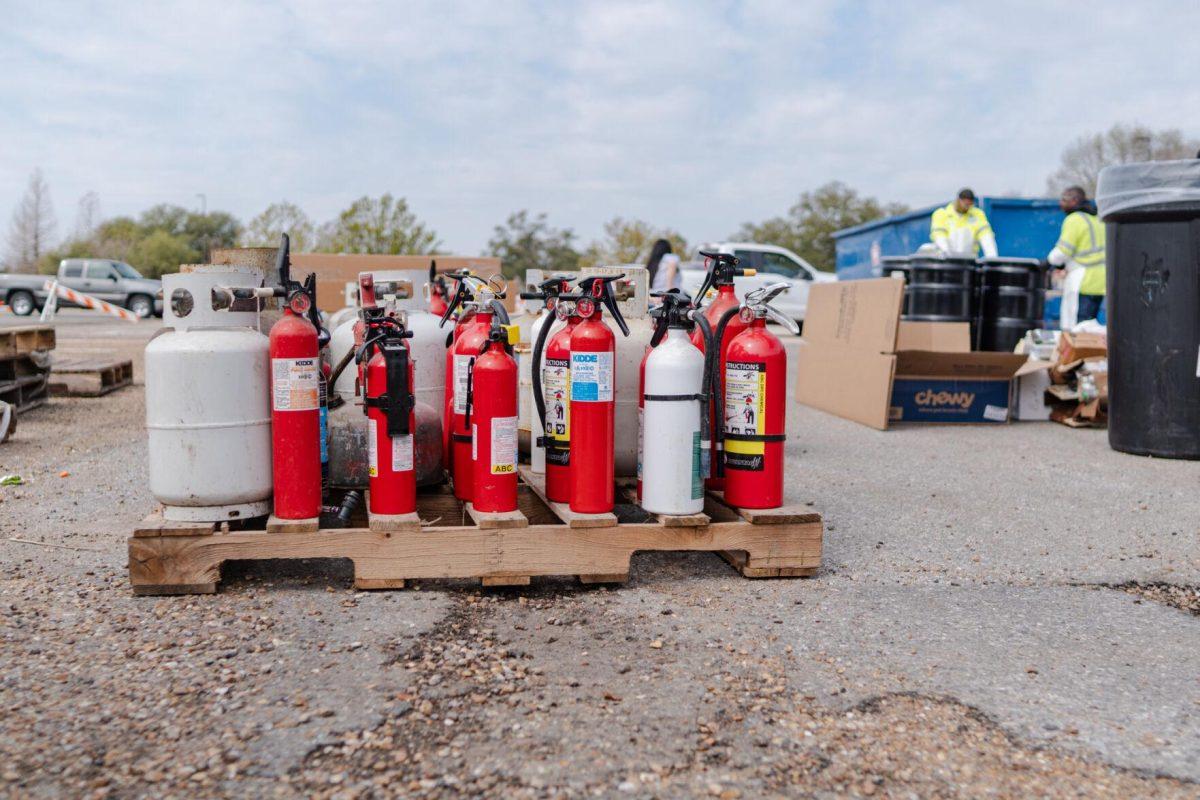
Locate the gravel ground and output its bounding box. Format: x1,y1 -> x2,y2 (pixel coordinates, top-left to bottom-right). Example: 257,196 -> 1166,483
1,312 -> 1198,798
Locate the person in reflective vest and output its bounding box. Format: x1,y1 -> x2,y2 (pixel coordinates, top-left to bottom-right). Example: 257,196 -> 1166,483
1045,185 -> 1105,329
930,188 -> 998,258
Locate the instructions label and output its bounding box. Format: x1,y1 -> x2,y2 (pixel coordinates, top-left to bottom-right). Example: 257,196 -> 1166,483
543,357 -> 571,466
368,417 -> 378,477
272,357 -> 319,411
490,416 -> 518,475
570,351 -> 613,402
724,361 -> 767,471
453,355 -> 474,415
392,434 -> 414,472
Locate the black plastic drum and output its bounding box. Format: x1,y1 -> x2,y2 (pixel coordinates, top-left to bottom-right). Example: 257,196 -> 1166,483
903,257 -> 975,323
973,258 -> 1047,352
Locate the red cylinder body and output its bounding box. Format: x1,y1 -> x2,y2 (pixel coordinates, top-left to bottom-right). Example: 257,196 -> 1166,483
269,309 -> 322,520
542,315 -> 579,504
441,309 -> 474,471
568,311 -> 617,513
366,346 -> 417,514
430,290 -> 448,318
471,340 -> 519,512
450,310 -> 492,500
691,284 -> 747,489
722,317 -> 786,509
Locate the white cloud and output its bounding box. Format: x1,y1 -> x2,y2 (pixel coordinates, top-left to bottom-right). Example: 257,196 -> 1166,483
0,0 -> 1197,257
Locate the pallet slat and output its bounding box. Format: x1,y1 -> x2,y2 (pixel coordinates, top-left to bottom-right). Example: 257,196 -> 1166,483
128,473 -> 823,595
518,466 -> 618,528
0,326 -> 55,359
49,357 -> 133,397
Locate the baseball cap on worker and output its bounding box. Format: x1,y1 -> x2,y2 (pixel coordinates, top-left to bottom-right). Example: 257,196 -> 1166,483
957,188 -> 976,202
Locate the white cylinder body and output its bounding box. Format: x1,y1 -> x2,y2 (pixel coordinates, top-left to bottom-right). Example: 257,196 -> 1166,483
641,328 -> 705,515
407,309 -> 447,426
330,317 -> 359,400
146,271 -> 272,521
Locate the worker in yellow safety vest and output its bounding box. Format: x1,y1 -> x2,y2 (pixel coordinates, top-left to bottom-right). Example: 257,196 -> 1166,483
930,188 -> 998,258
1044,186 -> 1105,329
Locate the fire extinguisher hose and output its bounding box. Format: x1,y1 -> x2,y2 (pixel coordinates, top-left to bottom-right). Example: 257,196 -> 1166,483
328,343 -> 357,390
691,312 -> 716,477
530,308 -> 556,452
710,304 -> 742,478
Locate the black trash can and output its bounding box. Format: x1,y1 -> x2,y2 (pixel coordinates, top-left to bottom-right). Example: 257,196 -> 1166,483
902,256 -> 976,323
975,257 -> 1047,352
1098,160 -> 1200,458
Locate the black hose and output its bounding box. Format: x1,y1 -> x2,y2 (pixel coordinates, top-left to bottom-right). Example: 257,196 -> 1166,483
489,298 -> 510,325
530,310 -> 556,447
329,343 -> 357,390
692,313 -> 716,479
710,305 -> 742,478
336,490 -> 362,527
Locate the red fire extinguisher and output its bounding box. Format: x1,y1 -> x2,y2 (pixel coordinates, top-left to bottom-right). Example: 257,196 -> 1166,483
438,270 -> 474,472
440,274 -> 509,501
469,321 -> 520,513
527,276 -> 578,504
719,283 -> 798,509
690,251 -> 756,490
268,233 -> 324,521
358,308 -> 417,515
428,260 -> 449,318
567,275 -> 630,514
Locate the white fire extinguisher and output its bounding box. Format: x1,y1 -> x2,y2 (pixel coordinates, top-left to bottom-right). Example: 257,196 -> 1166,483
640,289 -> 717,515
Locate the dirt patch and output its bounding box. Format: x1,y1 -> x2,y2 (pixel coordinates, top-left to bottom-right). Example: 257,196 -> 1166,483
1122,583 -> 1200,617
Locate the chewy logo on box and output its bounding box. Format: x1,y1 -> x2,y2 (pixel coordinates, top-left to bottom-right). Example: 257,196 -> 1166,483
889,378 -> 1011,423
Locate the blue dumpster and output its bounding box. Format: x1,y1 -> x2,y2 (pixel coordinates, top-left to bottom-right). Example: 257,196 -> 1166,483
834,197 -> 1071,325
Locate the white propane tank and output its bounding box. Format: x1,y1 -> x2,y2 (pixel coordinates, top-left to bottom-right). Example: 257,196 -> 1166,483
374,269 -> 447,420
641,328 -> 705,515
145,268 -> 272,521
580,265 -> 652,477
330,316 -> 359,400
525,308 -> 561,473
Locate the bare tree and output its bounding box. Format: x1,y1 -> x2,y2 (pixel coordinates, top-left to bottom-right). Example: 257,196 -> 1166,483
74,191 -> 101,239
5,168 -> 57,273
1047,123 -> 1200,196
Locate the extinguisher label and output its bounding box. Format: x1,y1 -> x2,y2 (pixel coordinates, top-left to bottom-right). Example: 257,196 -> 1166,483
636,406 -> 643,481
490,416 -> 518,475
691,430 -> 703,498
543,358 -> 571,465
453,355 -> 474,415
272,358 -> 319,411
570,351 -> 613,402
392,434 -> 414,472
724,361 -> 766,471
368,418 -> 378,477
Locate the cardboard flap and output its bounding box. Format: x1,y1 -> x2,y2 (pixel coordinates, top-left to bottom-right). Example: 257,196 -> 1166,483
895,350 -> 1028,380
802,279 -> 904,353
1014,358 -> 1053,378
795,340 -> 896,430
896,321 -> 972,353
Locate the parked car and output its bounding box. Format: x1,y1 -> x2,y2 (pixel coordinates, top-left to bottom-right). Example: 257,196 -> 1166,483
0,259 -> 163,317
680,242 -> 837,323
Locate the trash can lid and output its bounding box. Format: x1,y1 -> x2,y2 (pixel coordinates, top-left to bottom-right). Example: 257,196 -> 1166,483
1097,159 -> 1200,219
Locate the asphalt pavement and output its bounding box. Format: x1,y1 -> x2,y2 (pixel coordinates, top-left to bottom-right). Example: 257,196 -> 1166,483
0,311 -> 1197,798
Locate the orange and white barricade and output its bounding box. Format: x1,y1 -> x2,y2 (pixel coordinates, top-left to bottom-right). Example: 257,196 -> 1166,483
40,280 -> 138,323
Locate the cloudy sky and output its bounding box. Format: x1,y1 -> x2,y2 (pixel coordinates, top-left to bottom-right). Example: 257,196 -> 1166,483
2,1 -> 1198,255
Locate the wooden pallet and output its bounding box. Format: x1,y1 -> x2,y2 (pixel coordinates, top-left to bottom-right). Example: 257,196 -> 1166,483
49,357 -> 134,397
0,326 -> 55,359
127,474 -> 823,595
0,364 -> 50,412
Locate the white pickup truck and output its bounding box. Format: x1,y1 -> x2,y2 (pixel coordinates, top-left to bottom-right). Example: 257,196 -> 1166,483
680,242 -> 836,323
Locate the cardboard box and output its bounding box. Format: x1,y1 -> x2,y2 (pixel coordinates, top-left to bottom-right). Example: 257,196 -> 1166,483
290,253 -> 504,313
1056,331 -> 1106,364
1013,360 -> 1054,421
795,279 -> 1028,429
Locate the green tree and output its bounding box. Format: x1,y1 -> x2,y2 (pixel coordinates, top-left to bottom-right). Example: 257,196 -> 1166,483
734,182 -> 907,272
241,201 -> 316,252
486,210 -> 579,279
1047,123 -> 1200,197
129,230 -> 200,278
137,204 -> 240,260
579,217 -> 689,268
321,194 -> 440,254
